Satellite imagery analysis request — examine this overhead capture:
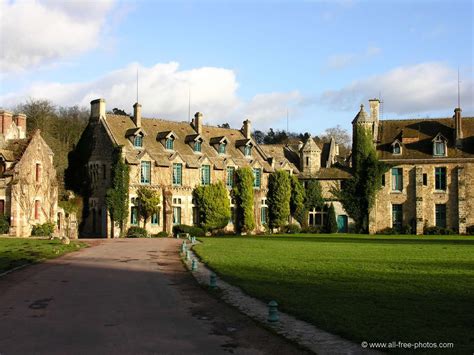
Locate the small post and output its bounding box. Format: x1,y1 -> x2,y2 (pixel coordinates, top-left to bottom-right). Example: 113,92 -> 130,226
268,300 -> 279,322
181,241 -> 187,254
176,233 -> 180,239
209,272 -> 217,289
185,250 -> 190,261
191,258 -> 198,271
191,236 -> 196,244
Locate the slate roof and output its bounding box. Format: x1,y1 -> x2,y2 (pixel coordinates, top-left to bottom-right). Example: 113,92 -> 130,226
376,117 -> 474,160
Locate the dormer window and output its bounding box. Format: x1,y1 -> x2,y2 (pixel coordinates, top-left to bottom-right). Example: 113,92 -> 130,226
433,134 -> 447,157
392,140 -> 401,155
194,141 -> 201,152
219,143 -> 226,154
134,135 -> 143,148
244,145 -> 252,156
166,138 -> 174,150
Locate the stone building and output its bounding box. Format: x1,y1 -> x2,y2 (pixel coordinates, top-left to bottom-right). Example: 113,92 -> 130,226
79,98 -> 350,237
352,99 -> 474,234
0,110 -> 59,237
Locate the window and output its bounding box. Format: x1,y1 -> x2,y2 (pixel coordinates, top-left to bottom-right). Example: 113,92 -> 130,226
435,204 -> 446,228
391,168 -> 403,192
103,164 -> 107,180
435,167 -> 447,191
423,173 -> 428,186
194,141 -> 201,152
140,161 -> 151,184
218,143 -> 226,154
35,200 -> 40,220
35,163 -> 41,182
433,140 -> 446,156
244,145 -> 252,156
172,163 -> 182,186
130,206 -> 138,225
306,157 -> 310,166
173,207 -> 182,225
261,199 -> 268,225
192,207 -> 199,226
308,207 -> 327,226
226,166 -> 235,188
165,138 -> 174,150
253,168 -> 261,188
134,135 -> 143,147
392,204 -> 403,231
0,199 -> 4,215
151,211 -> 159,225
393,142 -> 401,155
381,174 -> 385,187
201,165 -> 211,185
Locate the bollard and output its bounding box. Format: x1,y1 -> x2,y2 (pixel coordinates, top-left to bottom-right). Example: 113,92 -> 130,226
267,300 -> 279,322
209,272 -> 217,289
185,250 -> 190,261
187,234 -> 191,240
181,241 -> 187,254
176,233 -> 180,239
191,236 -> 196,244
191,258 -> 198,271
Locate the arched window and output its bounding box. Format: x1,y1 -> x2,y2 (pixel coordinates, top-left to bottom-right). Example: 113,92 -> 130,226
393,142 -> 401,155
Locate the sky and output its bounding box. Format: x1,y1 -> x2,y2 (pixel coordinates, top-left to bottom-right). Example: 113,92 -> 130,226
0,0 -> 473,136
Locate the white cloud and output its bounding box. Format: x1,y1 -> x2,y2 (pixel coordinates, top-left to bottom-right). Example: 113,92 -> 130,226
0,0 -> 115,73
0,61 -> 301,129
325,45 -> 381,70
320,62 -> 474,115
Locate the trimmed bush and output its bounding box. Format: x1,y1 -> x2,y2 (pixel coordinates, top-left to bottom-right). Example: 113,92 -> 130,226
301,226 -> 323,234
326,203 -> 338,233
285,223 -> 301,234
424,226 -> 455,235
153,231 -> 169,238
377,227 -> 396,235
402,224 -> 413,235
126,226 -> 148,238
173,224 -> 205,237
31,222 -> 55,236
233,167 -> 255,233
193,182 -> 230,232
267,170 -> 291,229
466,225 -> 474,235
0,215 -> 10,234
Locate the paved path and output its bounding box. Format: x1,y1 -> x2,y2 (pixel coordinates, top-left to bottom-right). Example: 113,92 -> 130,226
0,239 -> 306,355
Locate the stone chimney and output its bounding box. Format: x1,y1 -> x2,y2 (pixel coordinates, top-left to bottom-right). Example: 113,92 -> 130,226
369,98 -> 380,122
13,113 -> 27,138
133,103 -> 142,127
297,141 -> 304,151
192,112 -> 203,134
0,110 -> 13,134
454,107 -> 463,146
242,119 -> 251,139
90,98 -> 106,121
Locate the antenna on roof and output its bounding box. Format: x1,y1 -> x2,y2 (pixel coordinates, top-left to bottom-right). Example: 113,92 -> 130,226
457,67 -> 461,109
379,91 -> 384,119
286,108 -> 289,133
188,85 -> 191,122
136,66 -> 139,103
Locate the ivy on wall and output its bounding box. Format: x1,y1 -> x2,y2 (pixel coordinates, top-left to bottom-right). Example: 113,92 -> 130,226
232,167 -> 255,233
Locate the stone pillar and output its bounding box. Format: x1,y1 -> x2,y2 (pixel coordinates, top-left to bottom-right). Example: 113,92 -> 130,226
163,188 -> 173,236
457,166 -> 466,234
368,196 -> 377,234
415,166 -> 424,235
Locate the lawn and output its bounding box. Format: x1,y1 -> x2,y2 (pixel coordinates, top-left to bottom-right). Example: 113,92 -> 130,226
0,238 -> 85,274
193,234 -> 474,353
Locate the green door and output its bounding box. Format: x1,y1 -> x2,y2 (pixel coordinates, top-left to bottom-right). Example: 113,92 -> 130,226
337,215 -> 348,233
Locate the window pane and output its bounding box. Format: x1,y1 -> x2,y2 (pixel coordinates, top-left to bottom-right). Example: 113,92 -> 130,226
201,165 -> 210,185
392,204 -> 403,230
173,163 -> 182,185
166,138 -> 174,150
194,141 -> 201,152
219,143 -> 226,154
435,204 -> 446,228
435,167 -> 446,190
434,142 -> 445,156
253,168 -> 261,188
226,167 -> 235,187
391,168 -> 402,191
140,161 -> 151,184
173,207 -> 181,225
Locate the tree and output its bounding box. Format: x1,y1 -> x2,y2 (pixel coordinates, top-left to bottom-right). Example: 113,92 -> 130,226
106,149 -> 130,237
252,130 -> 265,144
193,182 -> 231,232
290,174 -> 305,223
218,123 -> 230,129
136,186 -> 161,228
321,125 -> 351,156
232,167 -> 255,233
304,180 -> 324,210
332,125 -> 388,233
326,203 -> 338,233
267,170 -> 291,229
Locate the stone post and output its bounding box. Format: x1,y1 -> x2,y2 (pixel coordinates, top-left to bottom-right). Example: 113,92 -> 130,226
415,166 -> 424,235
457,166 -> 466,234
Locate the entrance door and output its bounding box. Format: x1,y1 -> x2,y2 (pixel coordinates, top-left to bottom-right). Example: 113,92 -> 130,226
337,215 -> 348,233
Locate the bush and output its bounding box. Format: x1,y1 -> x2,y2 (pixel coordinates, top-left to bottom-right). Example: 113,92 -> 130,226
193,182 -> 230,232
466,225 -> 474,235
377,227 -> 396,235
326,203 -> 338,233
173,224 -> 205,237
31,222 -> 55,236
424,226 -> 455,235
301,226 -> 323,234
126,226 -> 148,238
285,223 -> 301,234
0,215 -> 10,234
401,224 -> 413,235
152,231 -> 169,238
267,170 -> 291,229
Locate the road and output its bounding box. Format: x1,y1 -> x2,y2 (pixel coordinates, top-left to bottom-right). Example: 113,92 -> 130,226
0,238 -> 306,355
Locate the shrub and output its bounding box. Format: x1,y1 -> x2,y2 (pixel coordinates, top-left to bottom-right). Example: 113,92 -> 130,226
31,222 -> 55,236
126,226 -> 148,238
424,226 -> 455,235
377,227 -> 396,235
402,224 -> 413,235
466,225 -> 474,235
301,226 -> 323,234
0,215 -> 10,234
267,170 -> 291,229
326,203 -> 338,233
193,182 -> 230,232
152,231 -> 169,238
285,223 -> 301,234
173,224 -> 205,237
233,167 -> 255,233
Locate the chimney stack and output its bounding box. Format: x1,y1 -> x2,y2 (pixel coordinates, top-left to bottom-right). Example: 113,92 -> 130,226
193,112 -> 203,134
133,103 -> 142,127
369,98 -> 380,122
242,119 -> 251,139
90,98 -> 106,121
0,110 -> 13,134
13,113 -> 27,138
454,108 -> 463,146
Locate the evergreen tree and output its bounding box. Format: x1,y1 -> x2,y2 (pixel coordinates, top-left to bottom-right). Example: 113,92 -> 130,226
193,181 -> 231,232
290,174 -> 305,222
267,170 -> 291,229
233,167 -> 255,233
326,203 -> 338,233
136,186 -> 161,228
304,180 -> 324,210
106,149 -> 130,237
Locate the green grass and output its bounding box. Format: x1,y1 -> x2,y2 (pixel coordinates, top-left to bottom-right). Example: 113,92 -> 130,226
194,234 -> 474,353
0,238 -> 86,274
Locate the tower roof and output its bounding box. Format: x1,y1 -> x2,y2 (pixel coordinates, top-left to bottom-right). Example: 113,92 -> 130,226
352,104 -> 372,124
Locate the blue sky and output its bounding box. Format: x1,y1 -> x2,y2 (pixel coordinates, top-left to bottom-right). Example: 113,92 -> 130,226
1,0 -> 472,135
